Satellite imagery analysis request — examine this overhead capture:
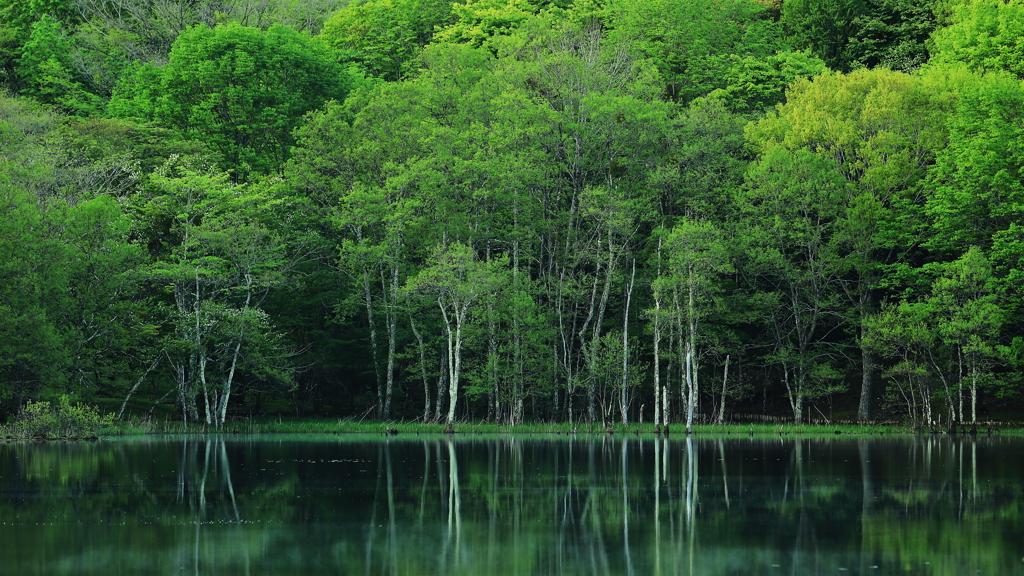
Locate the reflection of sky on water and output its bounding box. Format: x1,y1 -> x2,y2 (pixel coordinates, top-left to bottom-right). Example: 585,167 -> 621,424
1,435 -> 1023,575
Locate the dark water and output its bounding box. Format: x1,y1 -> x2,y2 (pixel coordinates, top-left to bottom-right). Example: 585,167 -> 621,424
1,434 -> 1023,575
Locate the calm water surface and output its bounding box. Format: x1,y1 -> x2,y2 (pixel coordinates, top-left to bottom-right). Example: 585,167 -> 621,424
1,434 -> 1023,575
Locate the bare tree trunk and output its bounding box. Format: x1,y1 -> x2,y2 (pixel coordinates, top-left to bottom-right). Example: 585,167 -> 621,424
620,260 -> 635,426
858,345 -> 874,421
717,355 -> 729,425
361,267 -> 383,418
200,352 -> 212,425
118,355 -> 160,420
383,265 -> 399,419
218,279 -> 253,426
408,299 -> 431,423
512,237 -> 524,425
856,289 -> 876,421
435,349 -> 447,423
487,298 -> 499,422
653,308 -> 662,433
685,273 -> 697,433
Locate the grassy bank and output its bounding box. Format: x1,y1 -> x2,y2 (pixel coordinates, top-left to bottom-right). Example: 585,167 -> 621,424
91,417 -> 957,437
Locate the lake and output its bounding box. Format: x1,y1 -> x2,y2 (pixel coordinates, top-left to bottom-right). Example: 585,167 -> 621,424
1,433 -> 1022,575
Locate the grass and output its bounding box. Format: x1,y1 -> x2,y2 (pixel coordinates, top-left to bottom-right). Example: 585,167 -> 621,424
90,416 -> 957,437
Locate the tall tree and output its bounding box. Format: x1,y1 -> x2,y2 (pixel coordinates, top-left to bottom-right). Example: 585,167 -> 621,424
405,243 -> 501,432
138,157 -> 290,425
655,218 -> 732,433
746,67 -> 954,419
109,22 -> 353,180
738,148 -> 850,424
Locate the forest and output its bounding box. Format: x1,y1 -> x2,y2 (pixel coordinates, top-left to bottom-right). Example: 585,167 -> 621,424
1,0 -> 1023,429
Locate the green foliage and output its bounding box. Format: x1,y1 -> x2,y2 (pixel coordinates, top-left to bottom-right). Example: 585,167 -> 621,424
320,0 -> 454,80
5,0 -> 1024,425
3,395 -> 114,438
930,0 -> 1024,78
16,15 -> 102,115
0,0 -> 77,35
846,0 -> 938,71
716,50 -> 827,113
606,0 -> 782,102
782,0 -> 868,71
738,147 -> 852,421
433,0 -> 548,49
925,68 -> 1024,256
109,22 -> 353,180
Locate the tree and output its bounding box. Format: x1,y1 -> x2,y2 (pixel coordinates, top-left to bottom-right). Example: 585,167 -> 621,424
137,157 -> 290,425
319,0 -> 453,80
405,243 -> 501,432
0,93 -> 146,416
16,15 -> 102,115
738,148 -> 850,424
925,69 -> 1024,256
746,67 -> 955,420
715,50 -> 826,113
782,0 -> 867,71
845,0 -> 938,71
606,0 -> 782,102
655,218 -> 733,433
930,0 -> 1024,78
928,247 -> 1002,422
864,301 -> 936,426
868,249 -> 1003,424
0,178 -> 64,413
109,22 -> 353,180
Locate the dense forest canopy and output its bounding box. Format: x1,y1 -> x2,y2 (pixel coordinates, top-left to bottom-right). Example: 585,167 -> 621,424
1,0 -> 1023,427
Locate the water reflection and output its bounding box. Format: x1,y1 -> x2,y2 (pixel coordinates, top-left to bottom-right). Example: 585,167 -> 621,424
2,434 -> 1024,575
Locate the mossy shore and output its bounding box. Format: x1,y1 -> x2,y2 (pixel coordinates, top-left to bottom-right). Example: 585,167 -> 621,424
93,417 -> 1016,438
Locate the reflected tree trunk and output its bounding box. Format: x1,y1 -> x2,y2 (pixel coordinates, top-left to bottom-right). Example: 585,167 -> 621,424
719,439 -> 730,509
418,440 -> 430,527
445,437 -> 462,569
621,438 -> 634,576
386,442 -> 397,576
365,444 -> 383,576
859,440 -> 873,575
685,436 -> 697,575
653,437 -> 662,576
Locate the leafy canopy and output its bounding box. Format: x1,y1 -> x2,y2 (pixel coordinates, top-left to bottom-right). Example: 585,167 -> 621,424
110,22 -> 353,180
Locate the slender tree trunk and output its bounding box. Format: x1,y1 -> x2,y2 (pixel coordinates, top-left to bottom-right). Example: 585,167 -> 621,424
581,231 -> 617,424
408,299 -> 431,423
685,271 -> 698,434
200,352 -> 212,425
856,287 -> 876,421
118,355 -> 161,420
858,345 -> 874,421
512,237 -> 524,426
970,359 -> 978,423
653,306 -> 662,432
361,266 -> 383,418
794,385 -> 804,425
444,304 -> 469,431
435,349 -> 447,423
218,278 -> 253,426
580,263 -> 602,424
383,265 -> 399,420
653,238 -> 663,433
487,298 -> 499,422
662,385 -> 669,431
717,355 -> 729,425
957,345 -> 964,422
620,260 -> 635,426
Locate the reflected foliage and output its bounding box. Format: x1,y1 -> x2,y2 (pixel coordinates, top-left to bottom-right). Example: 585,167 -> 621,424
1,436 -> 1023,574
